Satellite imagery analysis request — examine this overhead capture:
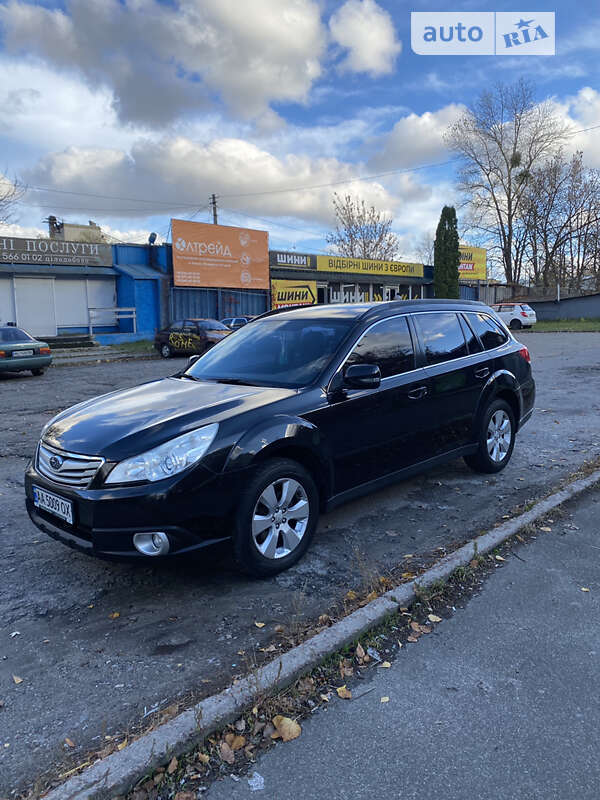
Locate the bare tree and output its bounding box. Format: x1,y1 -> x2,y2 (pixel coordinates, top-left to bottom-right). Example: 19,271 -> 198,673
414,230 -> 435,265
520,151 -> 600,290
0,173 -> 24,223
445,79 -> 570,284
326,193 -> 399,260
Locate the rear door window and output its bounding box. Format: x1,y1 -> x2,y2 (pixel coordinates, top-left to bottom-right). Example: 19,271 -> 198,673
465,312 -> 508,350
413,312 -> 468,365
346,316 -> 414,379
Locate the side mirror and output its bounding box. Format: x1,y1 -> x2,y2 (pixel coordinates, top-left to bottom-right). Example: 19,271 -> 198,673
343,363 -> 381,389
187,354 -> 201,368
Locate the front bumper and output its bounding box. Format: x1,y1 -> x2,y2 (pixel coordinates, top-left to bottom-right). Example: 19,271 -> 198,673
24,460 -> 248,559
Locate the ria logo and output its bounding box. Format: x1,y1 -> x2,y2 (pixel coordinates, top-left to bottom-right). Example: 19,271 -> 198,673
49,455 -> 63,471
411,12 -> 555,56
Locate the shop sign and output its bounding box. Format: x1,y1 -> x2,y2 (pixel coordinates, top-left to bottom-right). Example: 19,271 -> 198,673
458,245 -> 487,280
0,236 -> 112,267
271,279 -> 317,309
269,251 -> 316,269
316,255 -> 424,278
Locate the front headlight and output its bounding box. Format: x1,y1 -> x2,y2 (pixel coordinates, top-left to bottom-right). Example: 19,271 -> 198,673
105,424 -> 219,485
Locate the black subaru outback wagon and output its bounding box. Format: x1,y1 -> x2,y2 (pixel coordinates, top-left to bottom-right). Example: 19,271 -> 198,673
25,300 -> 534,577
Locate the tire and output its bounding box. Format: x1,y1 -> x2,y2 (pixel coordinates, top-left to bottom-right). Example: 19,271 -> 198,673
160,343 -> 171,358
464,399 -> 516,474
509,318 -> 522,330
231,457 -> 319,577
31,368 -> 45,376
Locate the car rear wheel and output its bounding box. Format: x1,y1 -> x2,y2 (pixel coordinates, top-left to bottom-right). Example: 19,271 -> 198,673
509,319 -> 522,330
31,368 -> 45,376
231,457 -> 319,577
160,343 -> 171,358
464,399 -> 516,474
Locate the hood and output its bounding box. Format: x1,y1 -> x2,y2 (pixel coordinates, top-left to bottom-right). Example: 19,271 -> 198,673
43,377 -> 294,460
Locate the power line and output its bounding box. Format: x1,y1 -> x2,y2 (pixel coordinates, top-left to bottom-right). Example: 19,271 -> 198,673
24,185 -> 202,207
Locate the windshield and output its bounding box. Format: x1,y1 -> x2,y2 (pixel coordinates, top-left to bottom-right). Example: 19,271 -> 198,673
187,316 -> 353,388
0,327 -> 35,343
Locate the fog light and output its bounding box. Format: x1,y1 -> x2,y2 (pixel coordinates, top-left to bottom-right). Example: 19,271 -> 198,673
133,532 -> 170,556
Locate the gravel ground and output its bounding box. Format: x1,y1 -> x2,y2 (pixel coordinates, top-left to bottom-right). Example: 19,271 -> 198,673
1,332 -> 599,794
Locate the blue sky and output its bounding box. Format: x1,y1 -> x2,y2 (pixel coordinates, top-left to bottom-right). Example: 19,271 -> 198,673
0,0 -> 598,261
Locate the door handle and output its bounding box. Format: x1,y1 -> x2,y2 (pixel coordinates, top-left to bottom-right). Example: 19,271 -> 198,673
474,367 -> 490,379
407,386 -> 428,400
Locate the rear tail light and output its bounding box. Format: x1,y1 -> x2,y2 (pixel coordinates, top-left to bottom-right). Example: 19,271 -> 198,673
39,347 -> 51,355
0,350 -> 6,358
519,346 -> 531,363
520,311 -> 528,318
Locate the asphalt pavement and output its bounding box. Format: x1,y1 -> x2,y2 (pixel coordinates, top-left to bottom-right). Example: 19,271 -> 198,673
1,332 -> 600,794
208,485 -> 600,800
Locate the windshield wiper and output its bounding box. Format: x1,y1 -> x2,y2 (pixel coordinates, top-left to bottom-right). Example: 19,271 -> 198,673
173,372 -> 200,381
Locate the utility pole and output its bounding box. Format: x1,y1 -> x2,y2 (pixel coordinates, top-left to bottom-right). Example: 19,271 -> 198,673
211,194 -> 218,225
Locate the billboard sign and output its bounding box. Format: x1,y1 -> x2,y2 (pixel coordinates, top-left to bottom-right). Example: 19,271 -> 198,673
172,220 -> 269,289
271,279 -> 317,309
269,251 -> 316,269
316,255 -> 424,278
458,245 -> 487,280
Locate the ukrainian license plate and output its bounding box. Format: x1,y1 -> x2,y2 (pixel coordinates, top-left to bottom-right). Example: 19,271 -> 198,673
32,486 -> 73,525
17,350 -> 34,357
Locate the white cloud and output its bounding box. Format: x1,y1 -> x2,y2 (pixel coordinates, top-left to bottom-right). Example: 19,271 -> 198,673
0,0 -> 327,125
329,0 -> 401,77
369,104 -> 465,170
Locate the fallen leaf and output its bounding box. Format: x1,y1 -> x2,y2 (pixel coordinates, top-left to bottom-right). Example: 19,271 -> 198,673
259,644 -> 277,653
380,661 -> 391,669
219,741 -> 235,764
581,587 -> 591,593
108,612 -> 120,620
428,614 -> 442,623
501,515 -> 510,519
225,733 -> 246,751
355,642 -> 366,661
410,621 -> 421,632
345,590 -> 357,602
12,676 -> 23,685
297,676 -> 315,694
407,635 -> 419,643
252,706 -> 259,716
516,534 -> 525,543
174,792 -> 196,800
419,625 -> 432,634
272,715 -> 301,742
336,685 -> 352,700
339,658 -> 353,678
365,591 -> 378,603
65,737 -> 76,748
539,526 -> 552,532
254,621 -> 265,629
167,756 -> 178,774
495,555 -> 506,562
401,572 -> 416,580
274,624 -> 285,633
197,751 -> 210,765
380,696 -> 390,704
318,614 -> 331,626
320,693 -> 330,702
469,559 -> 478,568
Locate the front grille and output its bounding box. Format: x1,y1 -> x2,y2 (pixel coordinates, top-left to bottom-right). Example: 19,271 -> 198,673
37,442 -> 104,488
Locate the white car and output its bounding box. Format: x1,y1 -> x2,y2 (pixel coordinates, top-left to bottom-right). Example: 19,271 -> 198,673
491,303 -> 537,330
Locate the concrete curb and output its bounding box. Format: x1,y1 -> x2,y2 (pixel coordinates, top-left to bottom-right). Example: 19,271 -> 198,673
44,468 -> 600,800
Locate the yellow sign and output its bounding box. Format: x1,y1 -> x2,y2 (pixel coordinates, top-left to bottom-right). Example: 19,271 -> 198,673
458,245 -> 487,280
271,279 -> 317,310
316,255 -> 424,278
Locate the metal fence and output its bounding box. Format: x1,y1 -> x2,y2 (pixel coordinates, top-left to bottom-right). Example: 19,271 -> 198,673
170,288 -> 269,323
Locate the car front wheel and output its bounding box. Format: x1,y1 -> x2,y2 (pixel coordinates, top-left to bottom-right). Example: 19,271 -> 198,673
160,343 -> 171,358
232,457 -> 319,577
31,368 -> 45,376
464,399 -> 516,474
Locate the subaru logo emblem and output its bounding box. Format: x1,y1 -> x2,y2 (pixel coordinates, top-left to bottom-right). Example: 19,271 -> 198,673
49,455 -> 63,471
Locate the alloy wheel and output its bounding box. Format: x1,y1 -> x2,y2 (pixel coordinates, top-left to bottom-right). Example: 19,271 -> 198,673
486,410 -> 512,462
251,478 -> 310,559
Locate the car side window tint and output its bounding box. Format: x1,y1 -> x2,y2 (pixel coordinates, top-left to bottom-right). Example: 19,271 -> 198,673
466,313 -> 508,350
414,312 -> 468,366
169,321 -> 183,330
346,316 -> 414,379
460,315 -> 483,354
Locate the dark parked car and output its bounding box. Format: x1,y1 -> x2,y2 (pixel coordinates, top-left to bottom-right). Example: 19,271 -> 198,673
25,300 -> 534,577
221,316 -> 255,330
0,326 -> 52,375
154,318 -> 230,358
